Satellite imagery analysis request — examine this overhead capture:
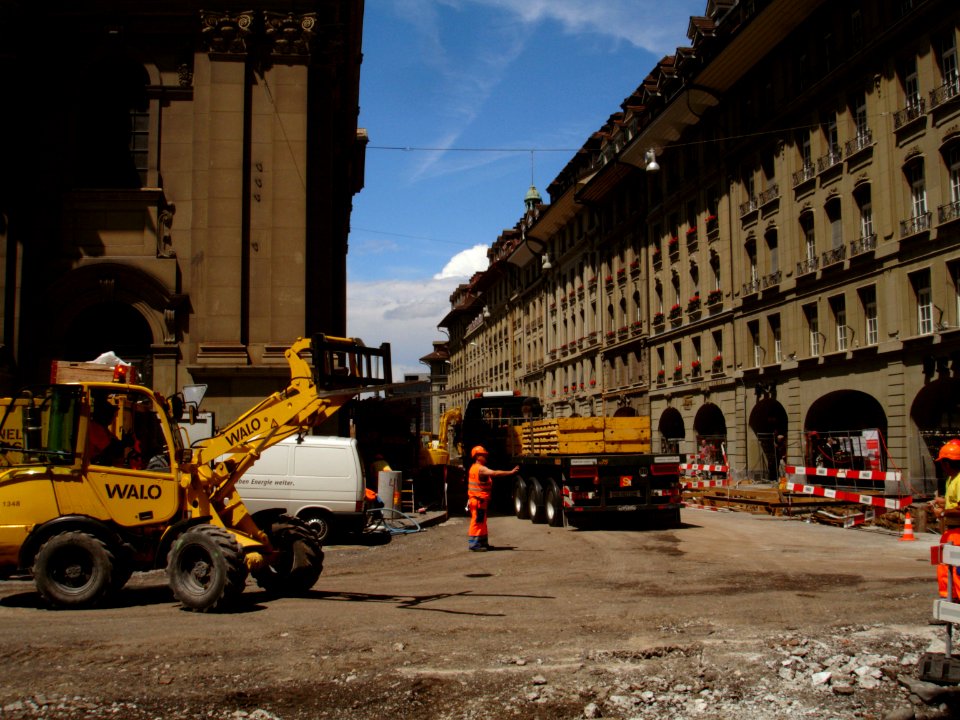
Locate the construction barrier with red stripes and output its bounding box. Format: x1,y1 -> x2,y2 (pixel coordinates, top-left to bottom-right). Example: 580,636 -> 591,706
781,462 -> 912,511
679,463 -> 733,489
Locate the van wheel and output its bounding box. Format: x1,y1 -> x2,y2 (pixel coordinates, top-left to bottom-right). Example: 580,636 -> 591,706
254,516 -> 324,596
33,531 -> 117,609
301,512 -> 333,545
513,478 -> 529,519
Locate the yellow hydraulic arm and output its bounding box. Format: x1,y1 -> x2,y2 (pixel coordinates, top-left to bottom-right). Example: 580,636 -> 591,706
175,335 -> 391,555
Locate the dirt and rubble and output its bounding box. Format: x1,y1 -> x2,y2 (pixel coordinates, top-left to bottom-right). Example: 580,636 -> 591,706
0,509 -> 957,720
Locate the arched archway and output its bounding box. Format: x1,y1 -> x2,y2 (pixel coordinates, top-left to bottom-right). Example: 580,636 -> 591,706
658,407 -> 685,453
749,398 -> 787,481
613,406 -> 637,417
694,402 -> 727,463
804,390 -> 888,471
910,378 -> 960,489
61,301 -> 153,363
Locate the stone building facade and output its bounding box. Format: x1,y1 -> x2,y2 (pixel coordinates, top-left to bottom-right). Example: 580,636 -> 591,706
0,1 -> 365,424
440,0 -> 960,491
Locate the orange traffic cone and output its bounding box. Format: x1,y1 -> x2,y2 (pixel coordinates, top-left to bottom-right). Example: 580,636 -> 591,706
900,511 -> 916,542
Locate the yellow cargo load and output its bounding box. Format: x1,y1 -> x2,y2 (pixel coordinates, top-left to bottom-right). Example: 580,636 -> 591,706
506,416 -> 651,456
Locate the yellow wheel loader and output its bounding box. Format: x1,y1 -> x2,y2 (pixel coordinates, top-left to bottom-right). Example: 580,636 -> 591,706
0,335 -> 391,611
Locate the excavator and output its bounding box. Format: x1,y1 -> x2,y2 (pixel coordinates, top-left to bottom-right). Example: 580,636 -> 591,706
0,334 -> 391,612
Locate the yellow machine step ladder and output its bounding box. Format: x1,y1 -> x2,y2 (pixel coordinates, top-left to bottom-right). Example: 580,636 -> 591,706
400,476 -> 416,513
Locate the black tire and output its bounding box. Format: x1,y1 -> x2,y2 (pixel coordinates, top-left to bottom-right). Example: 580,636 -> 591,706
528,480 -> 546,524
254,515 -> 324,596
167,525 -> 248,612
33,531 -> 117,609
301,511 -> 334,545
513,478 -> 529,519
545,485 -> 564,527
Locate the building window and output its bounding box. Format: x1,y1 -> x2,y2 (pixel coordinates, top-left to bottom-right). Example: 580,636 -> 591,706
805,304 -> 820,357
912,269 -> 933,335
853,92 -> 869,139
908,160 -> 927,218
856,186 -> 874,239
849,7 -> 863,50
770,315 -> 782,363
748,320 -> 762,367
129,110 -> 150,186
938,32 -> 959,95
766,230 -> 779,274
830,295 -> 848,351
859,285 -> 878,346
826,198 -> 843,249
949,147 -> 960,205
904,57 -> 921,108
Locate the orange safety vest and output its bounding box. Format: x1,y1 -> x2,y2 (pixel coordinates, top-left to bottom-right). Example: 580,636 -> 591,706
468,463 -> 492,500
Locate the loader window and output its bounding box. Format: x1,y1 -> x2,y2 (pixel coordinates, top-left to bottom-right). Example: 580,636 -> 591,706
0,386 -> 80,466
88,389 -> 171,470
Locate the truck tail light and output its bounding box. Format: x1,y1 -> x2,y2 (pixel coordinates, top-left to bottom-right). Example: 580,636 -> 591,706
569,464 -> 599,485
651,463 -> 680,476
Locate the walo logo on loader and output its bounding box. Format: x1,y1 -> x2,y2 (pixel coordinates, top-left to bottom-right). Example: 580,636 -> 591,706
224,417 -> 262,446
104,483 -> 162,500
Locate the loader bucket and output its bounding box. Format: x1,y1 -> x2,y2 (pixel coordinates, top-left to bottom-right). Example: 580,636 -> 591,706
311,334 -> 392,390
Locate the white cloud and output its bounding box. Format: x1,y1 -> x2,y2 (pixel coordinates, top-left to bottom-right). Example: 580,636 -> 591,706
348,244 -> 489,376
468,0 -> 699,54
434,244 -> 489,280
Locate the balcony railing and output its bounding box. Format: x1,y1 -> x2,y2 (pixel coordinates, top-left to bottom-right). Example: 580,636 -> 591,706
821,244 -> 846,268
844,129 -> 873,157
738,196 -> 758,217
893,98 -> 926,129
796,256 -> 819,277
939,200 -> 960,224
741,279 -> 760,297
849,233 -> 877,256
900,212 -> 932,238
930,79 -> 960,110
816,148 -> 843,173
758,184 -> 779,206
761,270 -> 781,289
792,163 -> 816,187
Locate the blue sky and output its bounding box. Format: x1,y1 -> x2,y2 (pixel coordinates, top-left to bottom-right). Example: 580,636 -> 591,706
347,0 -> 705,376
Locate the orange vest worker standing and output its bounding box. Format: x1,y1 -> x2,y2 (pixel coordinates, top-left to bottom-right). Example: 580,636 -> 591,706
933,439 -> 960,599
467,446 -> 519,552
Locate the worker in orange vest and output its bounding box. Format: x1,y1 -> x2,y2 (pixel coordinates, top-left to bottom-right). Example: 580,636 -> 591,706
467,445 -> 518,552
932,439 -> 960,599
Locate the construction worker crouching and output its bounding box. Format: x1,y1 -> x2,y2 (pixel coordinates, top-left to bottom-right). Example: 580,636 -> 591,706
467,445 -> 518,552
932,439 -> 960,599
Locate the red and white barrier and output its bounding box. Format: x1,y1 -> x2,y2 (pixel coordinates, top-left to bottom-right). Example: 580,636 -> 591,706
680,463 -> 729,474
782,482 -> 912,510
681,478 -> 734,489
682,502 -> 730,512
784,464 -> 901,483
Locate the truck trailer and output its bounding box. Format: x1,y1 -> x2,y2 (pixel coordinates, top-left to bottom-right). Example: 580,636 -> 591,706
461,394 -> 682,529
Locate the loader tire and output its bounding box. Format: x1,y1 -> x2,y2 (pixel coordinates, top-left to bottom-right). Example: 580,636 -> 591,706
528,480 -> 546,524
254,515 -> 324,596
513,478 -> 530,519
545,485 -> 564,527
33,531 -> 117,609
167,525 -> 248,612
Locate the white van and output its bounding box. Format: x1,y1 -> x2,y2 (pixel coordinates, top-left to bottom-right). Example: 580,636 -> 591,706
235,435 -> 367,543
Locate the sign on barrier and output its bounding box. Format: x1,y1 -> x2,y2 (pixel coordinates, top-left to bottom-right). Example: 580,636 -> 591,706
781,481 -> 912,510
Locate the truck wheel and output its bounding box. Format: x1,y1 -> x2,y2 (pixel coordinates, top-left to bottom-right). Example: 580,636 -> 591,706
254,516 -> 324,596
545,485 -> 564,527
528,480 -> 546,524
513,478 -> 530,519
167,525 -> 248,612
33,531 -> 117,609
300,511 -> 333,545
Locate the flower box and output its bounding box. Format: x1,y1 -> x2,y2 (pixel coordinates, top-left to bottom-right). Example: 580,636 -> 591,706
617,268 -> 626,277
707,289 -> 723,304
589,379 -> 596,387
656,370 -> 666,382
653,312 -> 665,325
606,330 -> 616,339
686,226 -> 697,237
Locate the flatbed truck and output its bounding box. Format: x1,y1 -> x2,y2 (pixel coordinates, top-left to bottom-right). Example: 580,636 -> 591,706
461,394 -> 682,528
